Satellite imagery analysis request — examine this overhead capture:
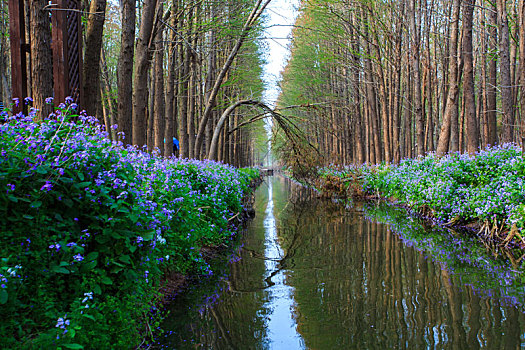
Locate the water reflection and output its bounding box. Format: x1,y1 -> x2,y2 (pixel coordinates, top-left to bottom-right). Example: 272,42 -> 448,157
262,180 -> 305,348
157,176 -> 525,349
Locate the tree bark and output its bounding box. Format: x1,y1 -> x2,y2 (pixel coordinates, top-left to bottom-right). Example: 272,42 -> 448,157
117,0 -> 136,144
29,0 -> 53,119
100,48 -> 116,140
153,4 -> 165,155
436,0 -> 461,156
518,0 -> 525,153
194,0 -> 272,158
178,30 -> 190,158
362,9 -> 382,163
410,0 -> 425,156
164,0 -> 180,156
132,0 -> 158,148
497,0 -> 514,143
462,0 -> 479,154
82,0 -> 106,118
487,3 -> 498,146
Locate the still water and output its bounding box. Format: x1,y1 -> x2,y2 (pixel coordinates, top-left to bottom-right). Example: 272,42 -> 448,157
157,176 -> 525,349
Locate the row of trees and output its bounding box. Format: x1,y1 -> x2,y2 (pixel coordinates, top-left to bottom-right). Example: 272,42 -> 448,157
275,0 -> 525,166
2,0 -> 272,166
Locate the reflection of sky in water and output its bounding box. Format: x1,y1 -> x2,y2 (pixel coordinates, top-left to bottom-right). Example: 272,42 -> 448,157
262,180 -> 305,349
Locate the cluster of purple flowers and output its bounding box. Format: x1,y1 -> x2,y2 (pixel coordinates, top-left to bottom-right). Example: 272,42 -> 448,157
368,145 -> 524,226
1,100 -> 261,346
320,144 -> 525,240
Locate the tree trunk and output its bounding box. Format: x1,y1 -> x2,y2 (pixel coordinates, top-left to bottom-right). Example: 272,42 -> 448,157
153,5 -> 165,155
410,0 -> 425,156
518,0 -> 525,153
372,32 -> 391,164
487,3 -> 498,146
82,0 -> 106,118
117,0 -> 136,144
132,0 -> 158,148
362,10 -> 382,163
100,48 -> 116,140
436,0 -> 461,156
164,0 -> 179,157
194,0 -> 272,158
29,0 -> 53,119
497,0 -> 514,143
178,32 -> 190,158
462,0 -> 479,154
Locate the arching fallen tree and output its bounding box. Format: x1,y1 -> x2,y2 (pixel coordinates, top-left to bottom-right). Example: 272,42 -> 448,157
207,100 -> 320,170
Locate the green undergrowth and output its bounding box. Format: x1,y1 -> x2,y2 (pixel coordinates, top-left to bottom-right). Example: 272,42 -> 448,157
0,102 -> 260,349
310,144 -> 525,248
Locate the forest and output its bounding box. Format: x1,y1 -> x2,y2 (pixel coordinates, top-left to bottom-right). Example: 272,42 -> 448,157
0,0 -> 273,167
3,0 -> 525,348
275,0 -> 525,168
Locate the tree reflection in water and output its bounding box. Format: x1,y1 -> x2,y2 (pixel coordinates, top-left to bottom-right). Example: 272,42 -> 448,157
157,176 -> 525,349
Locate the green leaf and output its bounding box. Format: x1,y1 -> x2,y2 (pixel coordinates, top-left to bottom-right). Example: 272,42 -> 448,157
51,266 -> 70,274
101,276 -> 113,285
63,344 -> 84,349
7,195 -> 18,203
93,284 -> 101,294
111,261 -> 125,267
82,260 -> 97,271
35,166 -> 48,175
110,267 -> 123,274
30,200 -> 42,208
86,252 -> 99,261
22,215 -> 34,220
119,255 -> 131,265
0,289 -> 8,304
83,314 -> 96,321
78,173 -> 84,181
142,231 -> 155,241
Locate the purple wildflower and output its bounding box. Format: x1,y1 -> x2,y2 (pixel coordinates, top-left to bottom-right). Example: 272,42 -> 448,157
73,254 -> 84,262
40,181 -> 53,192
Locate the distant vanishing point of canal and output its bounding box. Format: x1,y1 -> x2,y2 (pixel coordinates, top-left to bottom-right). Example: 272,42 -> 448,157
156,176 -> 525,349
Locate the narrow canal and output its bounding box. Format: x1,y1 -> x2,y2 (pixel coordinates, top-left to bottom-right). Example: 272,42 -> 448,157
157,176 -> 525,349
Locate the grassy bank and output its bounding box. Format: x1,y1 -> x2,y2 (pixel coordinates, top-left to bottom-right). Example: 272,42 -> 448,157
0,103 -> 260,348
312,144 -> 525,249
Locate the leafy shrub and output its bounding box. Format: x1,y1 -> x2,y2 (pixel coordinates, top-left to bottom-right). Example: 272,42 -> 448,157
315,145 -> 525,240
0,101 -> 259,348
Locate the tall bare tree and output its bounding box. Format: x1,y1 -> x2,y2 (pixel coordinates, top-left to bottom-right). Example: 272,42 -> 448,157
462,0 -> 479,153
497,0 -> 514,143
82,0 -> 107,118
29,0 -> 53,119
132,0 -> 158,147
117,0 -> 135,144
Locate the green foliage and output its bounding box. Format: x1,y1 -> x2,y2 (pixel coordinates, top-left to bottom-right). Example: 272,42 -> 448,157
314,145 -> 525,244
0,102 -> 260,348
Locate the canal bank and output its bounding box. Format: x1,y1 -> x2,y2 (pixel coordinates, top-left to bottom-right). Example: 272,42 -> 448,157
156,175 -> 525,349
310,145 -> 525,253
